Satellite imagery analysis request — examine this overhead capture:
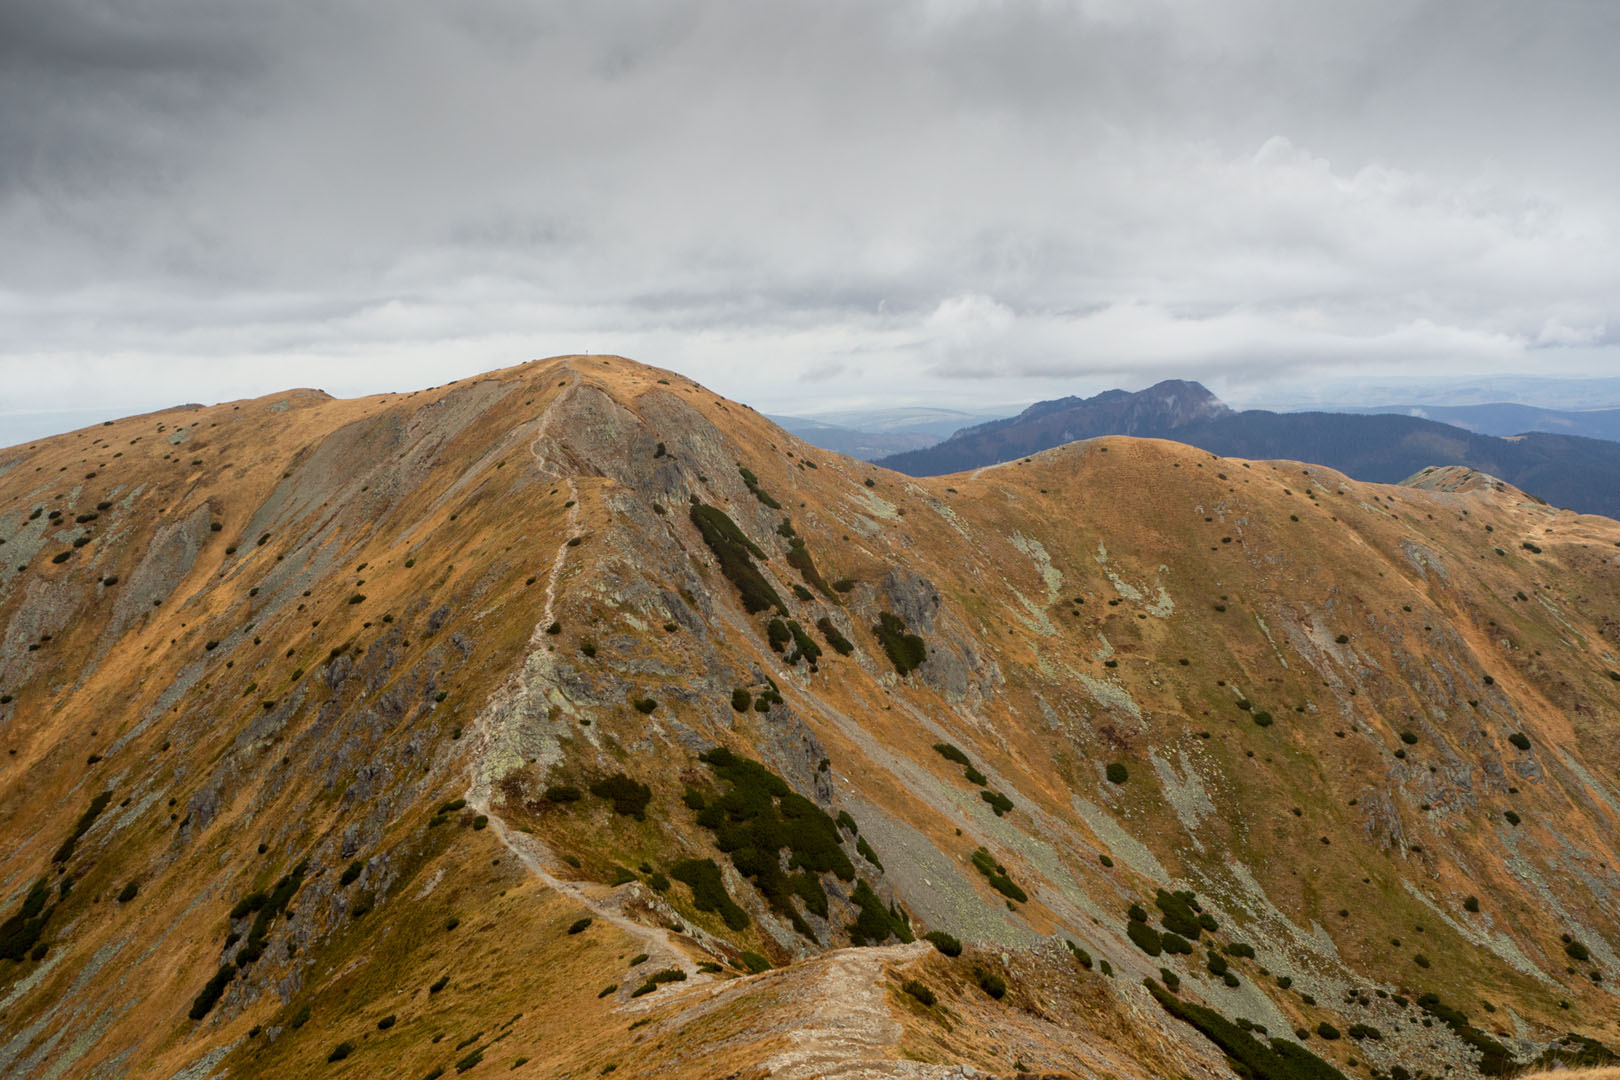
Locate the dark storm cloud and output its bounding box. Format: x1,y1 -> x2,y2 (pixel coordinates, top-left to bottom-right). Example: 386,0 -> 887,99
1,0 -> 1617,428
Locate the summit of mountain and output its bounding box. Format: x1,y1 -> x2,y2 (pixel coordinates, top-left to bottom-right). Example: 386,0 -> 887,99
2,356 -> 1619,1080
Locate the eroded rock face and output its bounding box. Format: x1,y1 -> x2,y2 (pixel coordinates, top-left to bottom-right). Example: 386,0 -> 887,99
109,502 -> 214,637
880,566 -> 1000,701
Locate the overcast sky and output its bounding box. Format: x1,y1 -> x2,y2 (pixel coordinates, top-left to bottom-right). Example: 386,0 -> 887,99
3,0 -> 1619,443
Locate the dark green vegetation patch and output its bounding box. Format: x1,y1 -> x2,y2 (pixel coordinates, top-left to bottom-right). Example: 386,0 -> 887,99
590,774 -> 653,819
847,879 -> 913,946
54,790 -> 113,863
230,859 -> 307,968
670,858 -> 750,931
738,465 -> 782,509
969,848 -> 1027,903
689,503 -> 785,615
1416,993 -> 1517,1076
0,879 -> 55,961
691,747 -> 855,939
816,617 -> 854,656
1147,979 -> 1349,1080
873,611 -> 926,675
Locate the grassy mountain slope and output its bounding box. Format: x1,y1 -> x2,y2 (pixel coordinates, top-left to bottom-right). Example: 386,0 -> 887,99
878,388 -> 1620,520
2,356 -> 1619,1080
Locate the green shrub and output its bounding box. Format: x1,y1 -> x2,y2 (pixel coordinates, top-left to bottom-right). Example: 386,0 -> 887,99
974,968 -> 1006,999
741,951 -> 772,973
340,860 -> 363,887
631,968 -> 687,997
597,984 -> 617,998
689,504 -> 785,615
1160,967 -> 1181,991
1146,979 -> 1349,1080
54,790 -> 113,863
230,891 -> 268,920
1567,939 -> 1591,962
816,618 -> 854,655
969,848 -> 1027,903
738,466 -> 782,509
1226,942 -> 1255,958
784,620 -> 821,667
980,790 -> 1014,816
289,1004 -> 312,1028
1154,889 -> 1206,939
232,860 -> 307,968
785,537 -> 834,597
1508,732 -> 1531,751
832,578 -> 856,593
1065,940 -> 1093,969
611,866 -> 637,886
1161,931 -> 1192,955
429,975 -> 449,993
1347,1024 -> 1382,1041
1464,895 -> 1480,913
1253,711 -> 1274,727
900,979 -> 936,1007
328,1041 -> 354,1062
923,930 -> 962,957
632,697 -> 658,714
455,1049 -> 484,1073
1127,919 -> 1163,956
767,618 -> 791,652
378,1014 -> 396,1029
691,747 -> 853,934
647,871 -> 670,892
1316,1022 -> 1340,1040
670,858 -> 750,931
567,917 -> 593,935
589,774 -> 652,819
543,785 -> 582,803
933,743 -> 970,766
1106,762 -> 1128,784
438,798 -> 467,814
731,688 -> 752,712
1504,810 -> 1521,826
1206,951 -> 1230,977
873,612 -> 926,675
1417,993 -> 1516,1075
855,836 -> 884,870
116,882 -> 138,903
0,879 -> 55,961
189,965 -> 236,1020
964,766 -> 988,786
847,879 -> 913,945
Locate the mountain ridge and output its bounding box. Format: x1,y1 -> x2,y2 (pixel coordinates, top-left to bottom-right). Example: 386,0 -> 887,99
2,356 -> 1619,1079
877,381 -> 1620,519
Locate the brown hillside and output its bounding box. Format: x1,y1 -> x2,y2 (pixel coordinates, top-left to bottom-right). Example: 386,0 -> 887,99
1,355 -> 1618,1080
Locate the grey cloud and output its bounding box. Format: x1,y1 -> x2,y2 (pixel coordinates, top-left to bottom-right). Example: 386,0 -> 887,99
1,0 -> 1618,427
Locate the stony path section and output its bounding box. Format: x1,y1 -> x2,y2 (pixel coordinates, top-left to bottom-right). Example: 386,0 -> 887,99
760,942 -> 941,1080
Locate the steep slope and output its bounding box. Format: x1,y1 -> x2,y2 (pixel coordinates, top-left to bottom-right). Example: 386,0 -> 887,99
2,357 -> 1620,1080
878,384 -> 1620,519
